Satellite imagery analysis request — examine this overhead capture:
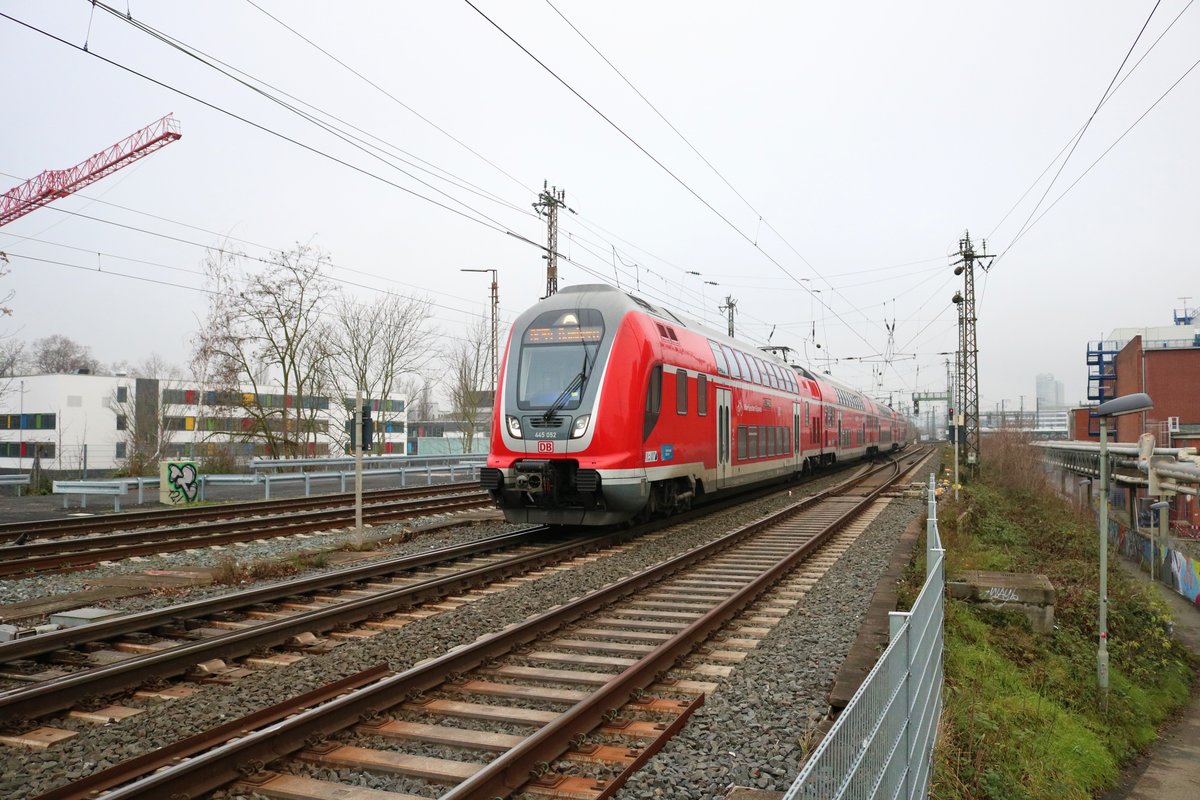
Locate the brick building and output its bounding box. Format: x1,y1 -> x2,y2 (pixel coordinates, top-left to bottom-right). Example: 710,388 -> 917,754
1079,307 -> 1200,448
1074,306 -> 1200,533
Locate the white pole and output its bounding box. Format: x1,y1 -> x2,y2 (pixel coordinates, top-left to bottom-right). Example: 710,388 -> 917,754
355,389 -> 363,535
1098,416 -> 1110,711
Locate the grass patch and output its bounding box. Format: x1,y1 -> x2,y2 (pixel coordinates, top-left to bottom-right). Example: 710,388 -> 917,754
210,550 -> 331,585
927,434 -> 1194,799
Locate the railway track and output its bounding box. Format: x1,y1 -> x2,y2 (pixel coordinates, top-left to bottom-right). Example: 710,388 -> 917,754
0,485 -> 493,576
0,481 -> 482,545
22,448 -> 931,800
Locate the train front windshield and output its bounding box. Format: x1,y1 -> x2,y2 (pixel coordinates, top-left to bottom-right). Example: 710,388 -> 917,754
516,309 -> 604,410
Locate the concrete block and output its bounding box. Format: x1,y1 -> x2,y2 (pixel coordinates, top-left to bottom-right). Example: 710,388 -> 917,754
948,571 -> 1056,634
0,623 -> 35,641
48,607 -> 122,628
947,571 -> 1055,605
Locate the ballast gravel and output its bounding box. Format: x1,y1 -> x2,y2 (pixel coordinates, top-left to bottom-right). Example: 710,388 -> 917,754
0,511 -> 523,610
0,462 -> 933,800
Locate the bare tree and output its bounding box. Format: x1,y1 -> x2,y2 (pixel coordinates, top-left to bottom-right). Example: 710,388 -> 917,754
0,252 -> 18,401
193,244 -> 335,460
0,340 -> 22,377
401,374 -> 439,423
445,318 -> 491,453
106,355 -> 186,475
323,292 -> 437,452
31,334 -> 101,374
0,252 -> 13,318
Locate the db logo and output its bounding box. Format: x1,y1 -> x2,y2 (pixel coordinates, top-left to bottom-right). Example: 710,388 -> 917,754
538,440 -> 555,453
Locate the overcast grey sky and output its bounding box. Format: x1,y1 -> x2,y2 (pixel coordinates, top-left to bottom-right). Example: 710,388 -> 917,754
1,1 -> 1196,412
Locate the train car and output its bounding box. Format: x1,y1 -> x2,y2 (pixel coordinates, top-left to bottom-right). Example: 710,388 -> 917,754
481,285 -> 905,525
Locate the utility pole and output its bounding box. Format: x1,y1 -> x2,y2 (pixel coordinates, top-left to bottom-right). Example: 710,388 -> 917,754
719,295 -> 737,338
461,268 -> 499,398
533,181 -> 567,298
951,230 -> 992,475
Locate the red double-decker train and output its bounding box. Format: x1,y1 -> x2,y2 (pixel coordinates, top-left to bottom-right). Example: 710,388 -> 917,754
481,284 -> 910,525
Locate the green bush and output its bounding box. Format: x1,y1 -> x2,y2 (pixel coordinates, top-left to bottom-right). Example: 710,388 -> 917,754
931,435 -> 1194,799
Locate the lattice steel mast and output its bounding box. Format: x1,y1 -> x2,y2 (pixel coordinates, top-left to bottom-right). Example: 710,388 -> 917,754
533,181 -> 567,297
951,230 -> 992,475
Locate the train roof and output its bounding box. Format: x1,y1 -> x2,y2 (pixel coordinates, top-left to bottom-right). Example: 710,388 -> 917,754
552,285 -> 894,414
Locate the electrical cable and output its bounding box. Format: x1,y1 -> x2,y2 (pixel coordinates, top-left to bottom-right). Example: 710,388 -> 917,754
1002,0 -> 1163,253
0,11 -> 524,242
243,0 -> 534,198
461,0 -> 882,355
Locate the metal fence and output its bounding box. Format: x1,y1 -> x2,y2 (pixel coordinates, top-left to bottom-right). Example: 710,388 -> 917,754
783,473 -> 945,800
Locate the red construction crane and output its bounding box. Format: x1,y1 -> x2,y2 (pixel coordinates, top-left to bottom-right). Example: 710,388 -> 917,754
0,114 -> 182,228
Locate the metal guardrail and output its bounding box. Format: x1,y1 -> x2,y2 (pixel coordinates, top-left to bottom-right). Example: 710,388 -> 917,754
249,453 -> 487,472
53,478 -> 159,511
0,474 -> 31,496
51,461 -> 486,509
784,473 -> 944,800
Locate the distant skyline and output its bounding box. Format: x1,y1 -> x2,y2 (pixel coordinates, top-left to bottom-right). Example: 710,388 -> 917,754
1,2 -> 1197,411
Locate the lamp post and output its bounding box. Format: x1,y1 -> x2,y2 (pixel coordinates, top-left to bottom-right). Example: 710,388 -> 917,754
18,379 -> 24,471
1095,391 -> 1154,711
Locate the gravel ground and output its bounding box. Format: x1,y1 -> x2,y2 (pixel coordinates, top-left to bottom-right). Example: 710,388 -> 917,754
0,510 -> 522,609
611,497 -> 928,799
0,459 -> 932,800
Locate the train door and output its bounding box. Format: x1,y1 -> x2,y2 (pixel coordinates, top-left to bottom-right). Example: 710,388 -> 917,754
717,388 -> 732,489
793,401 -> 802,471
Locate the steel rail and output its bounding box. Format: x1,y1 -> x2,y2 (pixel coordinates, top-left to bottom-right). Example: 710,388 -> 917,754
0,528 -> 619,720
0,491 -> 492,576
445,457 -> 905,799
30,665 -> 392,800
0,481 -> 480,544
83,454 -> 912,800
0,525 -> 551,664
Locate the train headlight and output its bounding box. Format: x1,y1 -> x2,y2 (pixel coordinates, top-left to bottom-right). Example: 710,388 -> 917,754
570,414 -> 591,439
506,415 -> 523,438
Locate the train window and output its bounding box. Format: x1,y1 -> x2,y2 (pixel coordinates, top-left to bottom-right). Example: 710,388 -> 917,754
646,365 -> 662,414
643,364 -> 662,440
710,341 -> 730,376
697,375 -> 708,416
766,426 -> 776,456
737,425 -> 748,460
517,308 -> 605,411
676,369 -> 688,415
731,349 -> 747,381
748,357 -> 762,385
747,426 -> 758,458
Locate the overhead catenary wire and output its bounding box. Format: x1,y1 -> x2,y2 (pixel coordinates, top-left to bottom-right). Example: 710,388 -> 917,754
1000,0 -> 1164,256
0,11 -> 531,244
7,3 -> 936,398
460,0 -> 883,358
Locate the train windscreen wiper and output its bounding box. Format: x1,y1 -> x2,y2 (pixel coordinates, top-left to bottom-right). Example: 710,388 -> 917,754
542,344 -> 592,422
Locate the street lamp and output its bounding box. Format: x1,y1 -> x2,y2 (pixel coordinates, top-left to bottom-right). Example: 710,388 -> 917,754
1095,391 -> 1154,711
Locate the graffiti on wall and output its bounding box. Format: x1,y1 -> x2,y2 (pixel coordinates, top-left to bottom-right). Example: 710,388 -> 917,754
1111,517 -> 1200,606
159,460 -> 200,506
